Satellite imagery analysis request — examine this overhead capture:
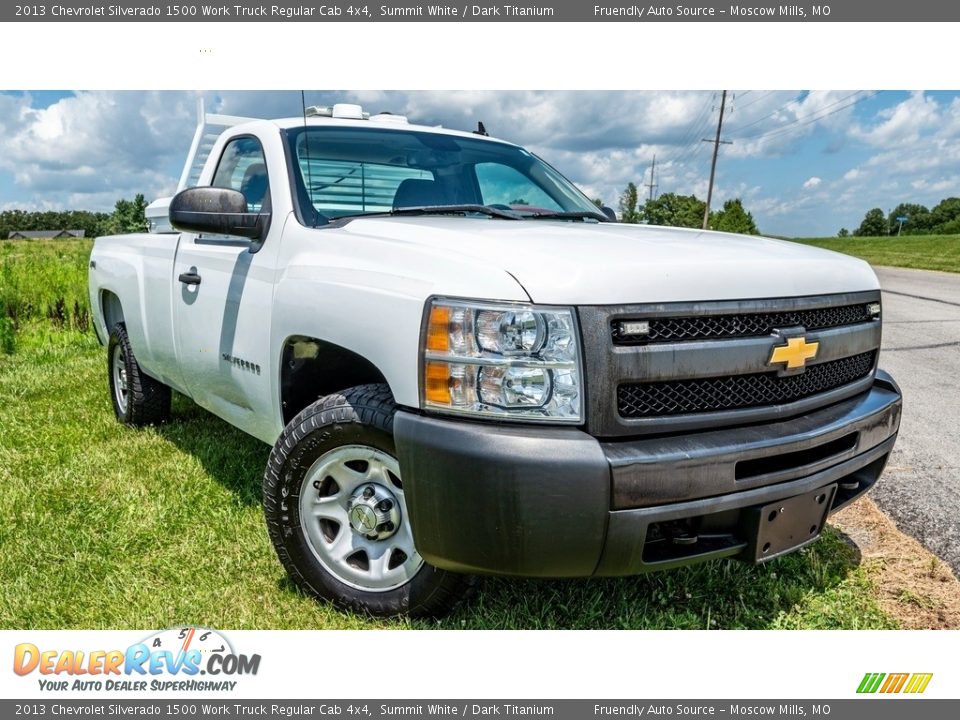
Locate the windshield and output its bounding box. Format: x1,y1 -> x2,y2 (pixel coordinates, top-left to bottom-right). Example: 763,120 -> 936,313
284,125 -> 604,223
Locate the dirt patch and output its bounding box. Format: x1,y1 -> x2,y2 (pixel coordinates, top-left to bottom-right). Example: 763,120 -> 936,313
830,496 -> 960,629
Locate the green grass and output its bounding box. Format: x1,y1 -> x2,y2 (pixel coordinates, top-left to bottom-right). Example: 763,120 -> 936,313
790,234 -> 960,273
0,238 -> 899,630
1,238 -> 93,354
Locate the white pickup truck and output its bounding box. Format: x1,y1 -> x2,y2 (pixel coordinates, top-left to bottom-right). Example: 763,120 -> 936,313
89,103 -> 902,617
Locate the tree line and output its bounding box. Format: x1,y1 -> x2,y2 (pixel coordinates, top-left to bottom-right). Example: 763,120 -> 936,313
843,197 -> 960,237
1,195 -> 150,240
609,183 -> 760,235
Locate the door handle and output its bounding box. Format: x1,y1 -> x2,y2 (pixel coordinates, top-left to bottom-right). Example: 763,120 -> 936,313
178,271 -> 202,286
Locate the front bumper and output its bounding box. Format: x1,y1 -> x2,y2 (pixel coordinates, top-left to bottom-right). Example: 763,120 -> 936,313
394,371 -> 902,577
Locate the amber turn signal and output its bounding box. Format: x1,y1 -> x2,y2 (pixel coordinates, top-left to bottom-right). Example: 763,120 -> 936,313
426,305 -> 451,353
424,361 -> 451,405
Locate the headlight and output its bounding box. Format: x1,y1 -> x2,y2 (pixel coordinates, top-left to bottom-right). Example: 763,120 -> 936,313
421,298 -> 583,423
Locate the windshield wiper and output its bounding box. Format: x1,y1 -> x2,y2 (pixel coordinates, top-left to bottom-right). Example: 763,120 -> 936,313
391,204 -> 522,220
336,204 -> 522,221
526,210 -> 609,222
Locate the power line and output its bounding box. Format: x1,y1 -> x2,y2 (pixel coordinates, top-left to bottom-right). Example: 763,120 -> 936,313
672,123 -> 713,168
665,98 -> 720,198
678,93 -> 716,145
669,93 -> 717,166
736,90 -> 871,141
736,90 -> 861,139
744,90 -> 881,144
730,89 -> 776,112
725,90 -> 811,136
670,96 -> 718,169
725,91 -> 744,116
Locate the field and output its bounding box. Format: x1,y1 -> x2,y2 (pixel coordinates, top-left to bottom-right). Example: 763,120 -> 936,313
0,238 -> 953,630
791,234 -> 960,273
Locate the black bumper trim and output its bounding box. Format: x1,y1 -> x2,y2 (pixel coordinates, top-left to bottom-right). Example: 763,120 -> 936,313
595,436 -> 893,575
394,374 -> 901,578
394,415 -> 611,577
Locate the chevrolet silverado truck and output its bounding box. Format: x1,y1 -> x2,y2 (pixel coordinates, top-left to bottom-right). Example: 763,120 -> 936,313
89,103 -> 902,617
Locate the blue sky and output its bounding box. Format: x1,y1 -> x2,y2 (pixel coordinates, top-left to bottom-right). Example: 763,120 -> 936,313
0,90 -> 958,236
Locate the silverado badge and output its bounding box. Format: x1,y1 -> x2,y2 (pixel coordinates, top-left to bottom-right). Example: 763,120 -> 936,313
769,336 -> 820,370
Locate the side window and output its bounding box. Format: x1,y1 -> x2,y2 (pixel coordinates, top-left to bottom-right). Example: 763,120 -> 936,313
475,163 -> 562,211
211,137 -> 270,213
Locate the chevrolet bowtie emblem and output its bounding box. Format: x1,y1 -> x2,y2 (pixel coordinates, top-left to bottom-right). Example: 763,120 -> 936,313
769,336 -> 820,370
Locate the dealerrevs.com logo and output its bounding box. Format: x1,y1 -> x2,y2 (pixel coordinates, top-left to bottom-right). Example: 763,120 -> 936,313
13,627 -> 261,692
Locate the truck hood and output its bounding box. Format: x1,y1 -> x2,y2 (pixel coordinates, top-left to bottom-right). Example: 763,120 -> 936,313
339,216 -> 879,305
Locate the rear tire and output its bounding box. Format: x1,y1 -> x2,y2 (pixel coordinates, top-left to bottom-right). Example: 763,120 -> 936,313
107,323 -> 171,427
263,383 -> 473,618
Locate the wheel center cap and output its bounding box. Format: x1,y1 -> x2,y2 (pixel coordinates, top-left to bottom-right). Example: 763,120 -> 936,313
347,484 -> 402,541
349,505 -> 378,533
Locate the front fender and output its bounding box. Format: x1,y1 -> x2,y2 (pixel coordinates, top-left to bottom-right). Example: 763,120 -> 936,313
269,225 -> 529,431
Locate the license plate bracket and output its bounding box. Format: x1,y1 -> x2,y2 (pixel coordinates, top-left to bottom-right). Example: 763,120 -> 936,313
743,484 -> 837,562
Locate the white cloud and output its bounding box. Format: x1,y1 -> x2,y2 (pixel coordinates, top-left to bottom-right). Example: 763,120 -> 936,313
850,91 -> 939,146
1,89 -> 959,238
826,92 -> 960,224
725,90 -> 867,159
0,90 -> 719,212
0,89 -> 880,224
0,91 -> 198,208
764,91 -> 960,234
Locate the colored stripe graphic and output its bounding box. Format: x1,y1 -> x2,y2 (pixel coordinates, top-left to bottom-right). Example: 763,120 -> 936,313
904,673 -> 934,694
857,672 -> 932,694
857,673 -> 885,693
880,673 -> 909,693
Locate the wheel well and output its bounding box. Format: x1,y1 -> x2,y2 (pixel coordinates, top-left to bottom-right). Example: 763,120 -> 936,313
101,290 -> 124,330
280,336 -> 389,424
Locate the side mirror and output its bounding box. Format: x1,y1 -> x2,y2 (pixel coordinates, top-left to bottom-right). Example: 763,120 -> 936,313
601,206 -> 618,222
169,187 -> 267,240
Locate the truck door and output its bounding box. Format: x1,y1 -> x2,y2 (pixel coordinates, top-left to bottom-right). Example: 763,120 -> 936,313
172,135 -> 279,441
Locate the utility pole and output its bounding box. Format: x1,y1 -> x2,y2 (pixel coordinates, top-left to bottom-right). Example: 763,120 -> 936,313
645,154 -> 658,201
702,90 -> 732,230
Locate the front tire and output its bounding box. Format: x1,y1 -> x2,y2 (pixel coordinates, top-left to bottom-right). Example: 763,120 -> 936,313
107,323 -> 171,427
263,384 -> 472,618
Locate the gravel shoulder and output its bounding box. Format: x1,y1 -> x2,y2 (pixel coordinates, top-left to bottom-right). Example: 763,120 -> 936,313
832,497 -> 960,629
870,266 -> 960,575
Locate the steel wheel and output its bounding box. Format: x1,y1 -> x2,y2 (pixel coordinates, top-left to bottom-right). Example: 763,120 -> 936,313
112,343 -> 129,415
299,444 -> 423,592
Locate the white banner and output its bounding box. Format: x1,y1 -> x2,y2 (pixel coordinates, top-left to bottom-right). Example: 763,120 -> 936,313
2,629 -> 956,699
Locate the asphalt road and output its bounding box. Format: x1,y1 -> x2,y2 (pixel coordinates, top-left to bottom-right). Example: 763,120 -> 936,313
871,266 -> 960,574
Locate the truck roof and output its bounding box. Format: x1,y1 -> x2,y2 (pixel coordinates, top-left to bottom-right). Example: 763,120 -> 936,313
265,115 -> 517,146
